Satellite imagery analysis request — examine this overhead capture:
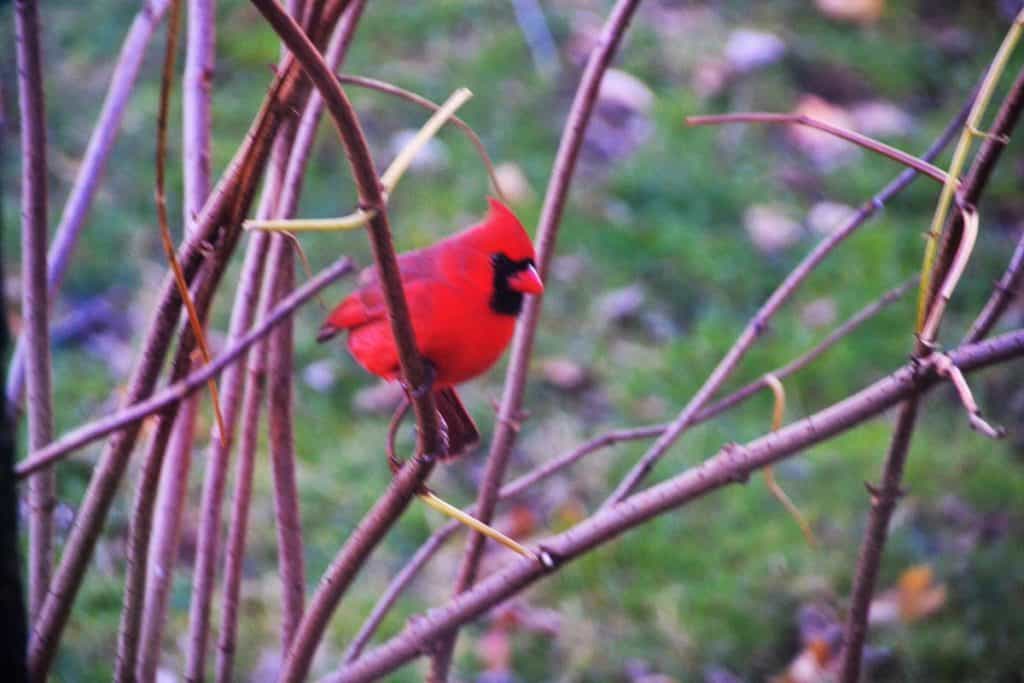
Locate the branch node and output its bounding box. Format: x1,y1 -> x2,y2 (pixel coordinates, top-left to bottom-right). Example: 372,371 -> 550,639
967,125 -> 1010,145
536,546 -> 559,571
930,351 -> 1004,440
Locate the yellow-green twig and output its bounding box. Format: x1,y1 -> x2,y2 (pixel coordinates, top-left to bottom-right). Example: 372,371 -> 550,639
418,491 -> 537,560
243,87 -> 474,234
761,374 -> 817,547
920,206 -> 979,342
916,9 -> 1024,334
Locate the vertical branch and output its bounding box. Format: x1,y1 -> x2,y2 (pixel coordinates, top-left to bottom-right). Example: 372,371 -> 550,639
214,332 -> 269,683
137,2 -> 218,679
183,0 -> 215,225
839,64 -> 1024,683
265,240 -> 306,650
135,395 -> 200,682
839,398 -> 920,683
15,0 -> 56,623
243,2 -> 459,681
5,0 -> 173,414
183,235 -> 270,683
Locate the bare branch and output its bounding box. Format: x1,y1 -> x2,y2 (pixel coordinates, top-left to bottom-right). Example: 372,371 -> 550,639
214,330 -> 269,683
966,234 -> 1024,343
135,392 -> 199,682
6,0 -> 173,413
686,113 -> 949,185
242,2 -> 460,681
136,0 -> 218,676
432,0 -> 645,677
334,74 -> 506,203
182,0 -> 215,227
335,328 -> 1024,682
604,95 -> 972,507
15,0 -> 56,623
839,58 -> 1024,683
266,240 -> 307,650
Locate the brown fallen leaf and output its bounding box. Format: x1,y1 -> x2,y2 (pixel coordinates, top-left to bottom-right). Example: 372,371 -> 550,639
815,0 -> 885,24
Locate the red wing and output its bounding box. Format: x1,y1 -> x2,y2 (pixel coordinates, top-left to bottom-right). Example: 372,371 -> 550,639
318,248 -> 441,341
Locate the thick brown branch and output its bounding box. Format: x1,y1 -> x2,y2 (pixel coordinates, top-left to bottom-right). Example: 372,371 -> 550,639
335,328 -> 1024,682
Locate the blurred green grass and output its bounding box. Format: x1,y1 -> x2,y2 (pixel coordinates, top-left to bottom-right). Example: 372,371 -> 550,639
3,1 -> 1024,681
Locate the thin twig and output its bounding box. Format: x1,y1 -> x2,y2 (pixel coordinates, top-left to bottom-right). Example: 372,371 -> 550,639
930,353 -> 1004,438
15,0 -> 56,624
5,0 -> 173,414
686,113 -> 950,185
699,277 -> 917,422
151,0 -> 227,448
335,328 -> 1024,682
184,236 -> 270,683
17,256 -> 355,479
182,0 -> 215,228
265,239 -> 307,650
920,205 -> 980,341
760,374 -> 817,546
215,336 -> 268,683
135,391 -> 199,682
604,94 -> 973,508
431,0 -> 645,677
916,10 -> 1024,332
965,233 -> 1024,343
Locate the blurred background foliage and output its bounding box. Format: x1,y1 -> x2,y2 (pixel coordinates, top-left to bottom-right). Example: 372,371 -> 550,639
2,0 -> 1024,680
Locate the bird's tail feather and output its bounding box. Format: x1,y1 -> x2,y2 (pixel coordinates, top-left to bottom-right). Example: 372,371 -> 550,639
435,388 -> 479,460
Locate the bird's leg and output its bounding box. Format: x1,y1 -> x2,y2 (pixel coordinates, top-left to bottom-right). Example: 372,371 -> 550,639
402,359 -> 436,400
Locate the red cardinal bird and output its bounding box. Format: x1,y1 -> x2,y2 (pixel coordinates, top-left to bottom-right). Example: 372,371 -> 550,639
317,198 -> 543,458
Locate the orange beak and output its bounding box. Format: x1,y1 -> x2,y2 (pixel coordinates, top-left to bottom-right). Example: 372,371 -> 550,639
507,264 -> 544,295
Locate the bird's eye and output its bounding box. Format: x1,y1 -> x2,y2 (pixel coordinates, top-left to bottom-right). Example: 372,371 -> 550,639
491,253 -> 509,267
